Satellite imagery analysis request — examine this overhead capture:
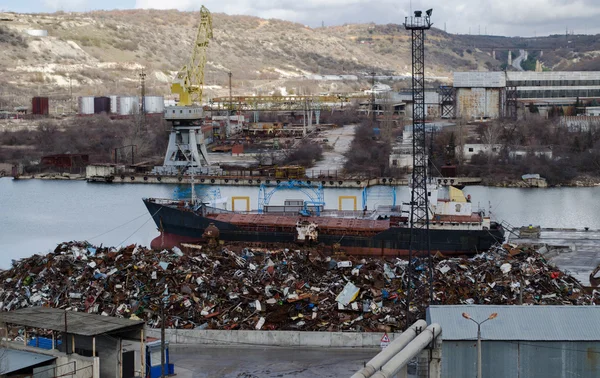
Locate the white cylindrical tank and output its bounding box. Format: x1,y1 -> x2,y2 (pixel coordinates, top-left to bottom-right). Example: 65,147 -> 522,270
26,30 -> 48,37
117,96 -> 139,115
143,96 -> 164,114
78,96 -> 94,115
109,95 -> 118,114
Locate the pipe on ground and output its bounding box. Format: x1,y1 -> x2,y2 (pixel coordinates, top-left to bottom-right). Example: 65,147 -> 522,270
371,323 -> 442,378
351,319 -> 427,378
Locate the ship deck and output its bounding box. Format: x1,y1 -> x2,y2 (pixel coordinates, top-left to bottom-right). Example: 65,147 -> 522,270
207,212 -> 391,232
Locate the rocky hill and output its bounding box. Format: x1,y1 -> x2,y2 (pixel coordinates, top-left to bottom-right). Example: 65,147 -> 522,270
0,9 -> 599,108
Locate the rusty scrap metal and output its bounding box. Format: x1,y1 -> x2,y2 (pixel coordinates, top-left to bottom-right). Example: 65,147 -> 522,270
0,241 -> 596,332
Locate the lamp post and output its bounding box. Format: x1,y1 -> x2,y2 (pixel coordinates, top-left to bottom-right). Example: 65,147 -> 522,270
462,312 -> 498,378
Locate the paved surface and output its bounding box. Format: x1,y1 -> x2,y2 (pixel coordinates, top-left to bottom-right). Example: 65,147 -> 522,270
508,229 -> 600,286
170,345 -> 379,378
309,125 -> 356,177
512,49 -> 526,71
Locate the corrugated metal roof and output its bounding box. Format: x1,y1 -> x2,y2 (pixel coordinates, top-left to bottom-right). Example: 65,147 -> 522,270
0,348 -> 56,374
427,305 -> 600,341
2,307 -> 145,336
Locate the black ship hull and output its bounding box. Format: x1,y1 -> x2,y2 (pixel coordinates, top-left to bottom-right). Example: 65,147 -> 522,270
144,200 -> 505,256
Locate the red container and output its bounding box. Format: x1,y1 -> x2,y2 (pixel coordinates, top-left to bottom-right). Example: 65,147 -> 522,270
32,97 -> 49,115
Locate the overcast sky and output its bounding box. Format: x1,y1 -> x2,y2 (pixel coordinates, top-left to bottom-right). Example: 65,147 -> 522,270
4,0 -> 600,37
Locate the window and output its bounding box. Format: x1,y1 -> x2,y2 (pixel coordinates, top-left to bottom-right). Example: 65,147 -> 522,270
492,147 -> 497,152
468,148 -> 474,152
180,110 -> 183,114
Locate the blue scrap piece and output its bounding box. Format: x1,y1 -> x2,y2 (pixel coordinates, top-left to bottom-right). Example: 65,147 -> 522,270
28,337 -> 62,350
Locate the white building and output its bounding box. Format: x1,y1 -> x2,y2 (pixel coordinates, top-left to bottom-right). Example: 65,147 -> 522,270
460,143 -> 503,162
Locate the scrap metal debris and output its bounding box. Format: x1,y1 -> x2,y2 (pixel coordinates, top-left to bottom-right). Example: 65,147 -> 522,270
0,242 -> 597,332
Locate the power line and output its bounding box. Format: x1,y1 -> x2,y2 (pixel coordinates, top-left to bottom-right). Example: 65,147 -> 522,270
116,207 -> 161,247
85,212 -> 149,241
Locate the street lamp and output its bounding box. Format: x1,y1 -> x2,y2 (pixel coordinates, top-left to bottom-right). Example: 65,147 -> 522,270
462,312 -> 498,378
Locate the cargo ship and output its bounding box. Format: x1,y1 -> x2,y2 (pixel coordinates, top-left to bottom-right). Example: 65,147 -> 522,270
143,186 -> 504,256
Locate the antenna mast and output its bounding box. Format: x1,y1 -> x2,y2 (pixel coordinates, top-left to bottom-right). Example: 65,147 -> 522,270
404,8 -> 434,325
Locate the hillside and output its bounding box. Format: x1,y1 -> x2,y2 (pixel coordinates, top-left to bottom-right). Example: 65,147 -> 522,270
0,9 -> 599,109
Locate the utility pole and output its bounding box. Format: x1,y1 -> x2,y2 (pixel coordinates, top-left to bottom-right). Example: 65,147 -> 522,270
371,71 -> 377,125
139,69 -> 147,129
228,71 -> 233,137
228,71 -> 233,114
160,303 -> 165,378
64,310 -> 69,355
404,8 -> 434,325
68,75 -> 73,114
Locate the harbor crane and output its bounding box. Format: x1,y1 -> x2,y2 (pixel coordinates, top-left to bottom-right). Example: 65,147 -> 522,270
171,5 -> 213,106
158,5 -> 214,176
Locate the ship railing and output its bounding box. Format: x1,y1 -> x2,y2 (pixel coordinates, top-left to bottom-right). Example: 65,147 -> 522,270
145,197 -> 182,205
318,210 -> 379,219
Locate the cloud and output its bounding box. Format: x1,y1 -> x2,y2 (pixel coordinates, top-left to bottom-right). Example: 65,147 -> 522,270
44,0 -> 90,10
130,0 -> 600,36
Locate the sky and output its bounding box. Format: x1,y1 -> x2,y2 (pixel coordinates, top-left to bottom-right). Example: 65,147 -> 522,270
3,0 -> 600,37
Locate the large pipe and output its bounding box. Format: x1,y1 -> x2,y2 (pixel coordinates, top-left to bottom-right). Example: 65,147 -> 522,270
351,320 -> 427,378
371,323 -> 442,378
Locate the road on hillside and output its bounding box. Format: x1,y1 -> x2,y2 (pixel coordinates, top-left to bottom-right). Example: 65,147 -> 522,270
512,49 -> 527,71
308,124 -> 357,177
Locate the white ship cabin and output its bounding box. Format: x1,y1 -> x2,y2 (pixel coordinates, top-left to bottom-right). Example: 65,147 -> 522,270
428,186 -> 491,230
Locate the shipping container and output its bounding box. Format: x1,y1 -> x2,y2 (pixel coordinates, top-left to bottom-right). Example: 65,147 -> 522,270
78,96 -> 94,115
94,96 -> 111,114
109,95 -> 118,114
143,96 -> 164,114
117,96 -> 139,115
32,97 -> 49,115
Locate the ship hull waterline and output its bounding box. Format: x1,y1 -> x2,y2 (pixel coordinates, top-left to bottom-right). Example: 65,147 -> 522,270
145,200 -> 504,257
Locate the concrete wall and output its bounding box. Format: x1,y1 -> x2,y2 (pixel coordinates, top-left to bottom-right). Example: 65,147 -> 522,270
145,328 -> 398,348
55,354 -> 99,378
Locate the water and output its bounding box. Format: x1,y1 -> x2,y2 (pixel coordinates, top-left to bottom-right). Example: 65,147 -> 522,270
2,177 -> 600,268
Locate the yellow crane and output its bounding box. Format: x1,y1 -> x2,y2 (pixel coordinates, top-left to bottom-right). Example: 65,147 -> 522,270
171,5 -> 213,106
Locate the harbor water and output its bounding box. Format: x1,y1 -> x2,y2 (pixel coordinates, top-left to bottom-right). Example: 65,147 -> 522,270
1,178 -> 600,268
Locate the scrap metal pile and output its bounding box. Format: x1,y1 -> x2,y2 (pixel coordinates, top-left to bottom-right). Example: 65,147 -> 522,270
0,242 -> 597,332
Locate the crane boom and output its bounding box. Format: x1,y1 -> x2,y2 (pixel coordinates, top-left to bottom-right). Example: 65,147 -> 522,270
171,5 -> 213,106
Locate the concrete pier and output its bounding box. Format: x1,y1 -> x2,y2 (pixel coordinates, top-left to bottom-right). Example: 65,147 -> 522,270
508,228 -> 600,287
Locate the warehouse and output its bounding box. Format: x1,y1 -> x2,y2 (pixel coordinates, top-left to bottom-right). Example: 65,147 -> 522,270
453,71 -> 600,119
427,305 -> 600,378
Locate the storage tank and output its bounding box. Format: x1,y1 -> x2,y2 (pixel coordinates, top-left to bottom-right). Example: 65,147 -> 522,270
94,96 -> 111,114
143,96 -> 164,114
32,97 -> 49,115
117,96 -> 139,115
109,95 -> 118,114
78,96 -> 94,115
26,30 -> 48,37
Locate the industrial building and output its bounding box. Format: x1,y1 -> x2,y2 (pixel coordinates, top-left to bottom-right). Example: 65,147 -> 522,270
397,89 -> 441,118
1,307 -> 146,378
427,305 -> 600,378
453,71 -> 600,119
